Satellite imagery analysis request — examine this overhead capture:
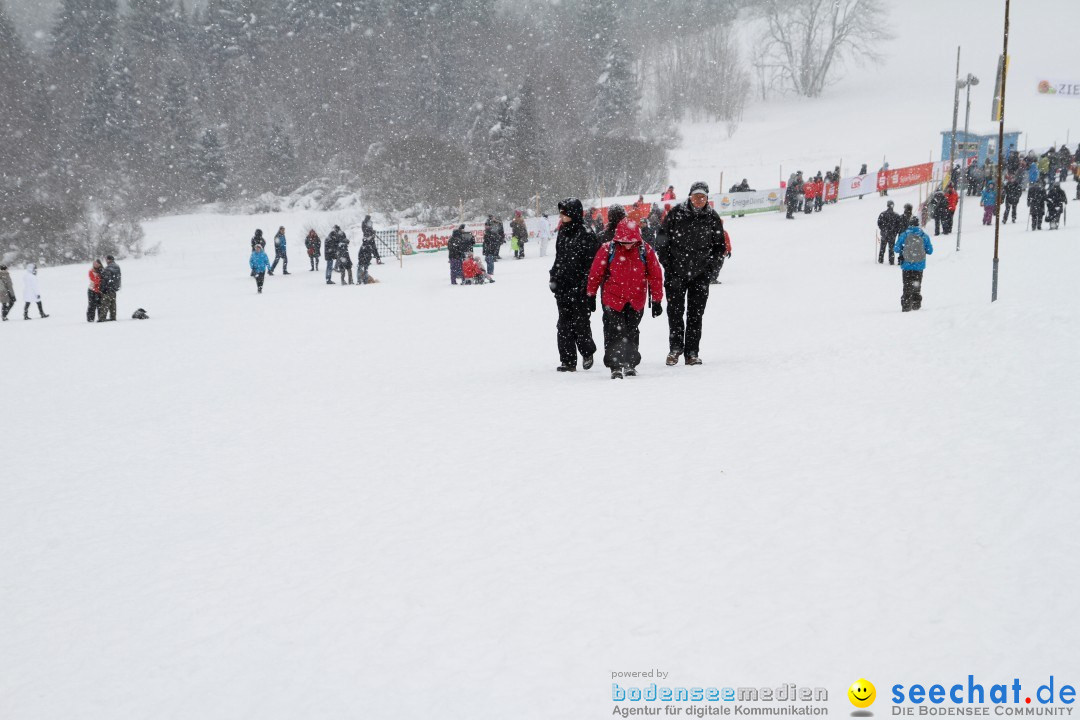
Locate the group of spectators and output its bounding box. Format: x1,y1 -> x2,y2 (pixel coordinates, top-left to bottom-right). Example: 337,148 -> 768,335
248,215 -> 384,293
783,165 -> 863,219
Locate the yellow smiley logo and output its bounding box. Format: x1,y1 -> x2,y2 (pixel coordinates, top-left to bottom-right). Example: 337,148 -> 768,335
848,679 -> 876,709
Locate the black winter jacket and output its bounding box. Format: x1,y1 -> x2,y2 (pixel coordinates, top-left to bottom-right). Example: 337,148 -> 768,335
549,200 -> 599,299
102,263 -> 121,293
656,200 -> 726,285
325,230 -> 346,260
877,209 -> 903,238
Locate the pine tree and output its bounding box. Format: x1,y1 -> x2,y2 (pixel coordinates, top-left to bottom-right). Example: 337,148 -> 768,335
49,0 -> 120,123
198,128 -> 228,202
266,122 -> 299,194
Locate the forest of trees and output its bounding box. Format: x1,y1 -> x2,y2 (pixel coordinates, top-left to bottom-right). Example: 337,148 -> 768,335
0,0 -> 757,263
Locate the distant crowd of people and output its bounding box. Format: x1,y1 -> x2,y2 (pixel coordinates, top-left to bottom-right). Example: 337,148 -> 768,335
248,215 -> 384,293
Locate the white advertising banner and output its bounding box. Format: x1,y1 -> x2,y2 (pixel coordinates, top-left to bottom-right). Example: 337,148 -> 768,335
712,188 -> 784,216
1037,79 -> 1080,99
836,174 -> 875,200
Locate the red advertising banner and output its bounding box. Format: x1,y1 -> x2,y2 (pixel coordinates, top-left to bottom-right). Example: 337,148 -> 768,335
876,162 -> 934,191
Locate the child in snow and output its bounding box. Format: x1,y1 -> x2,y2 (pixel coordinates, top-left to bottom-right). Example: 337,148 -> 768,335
585,218 -> 664,379
250,243 -> 271,293
462,255 -> 493,285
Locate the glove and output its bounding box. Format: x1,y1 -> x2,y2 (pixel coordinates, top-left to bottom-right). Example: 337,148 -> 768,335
652,301 -> 663,318
726,252 -> 732,258
549,280 -> 558,293
587,295 -> 596,313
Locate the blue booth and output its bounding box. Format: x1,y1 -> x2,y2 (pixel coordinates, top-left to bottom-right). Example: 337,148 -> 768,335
941,129 -> 1022,166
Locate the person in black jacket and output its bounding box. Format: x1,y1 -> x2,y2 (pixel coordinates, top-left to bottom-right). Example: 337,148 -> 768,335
101,255 -> 121,321
448,225 -> 468,285
928,189 -> 948,236
360,215 -> 383,265
1003,176 -> 1023,224
602,204 -> 626,243
549,197 -> 599,372
324,225 -> 344,284
656,181 -> 725,366
1028,182 -> 1047,231
482,216 -> 501,275
877,200 -> 902,265
336,233 -> 353,285
1046,182 -> 1068,229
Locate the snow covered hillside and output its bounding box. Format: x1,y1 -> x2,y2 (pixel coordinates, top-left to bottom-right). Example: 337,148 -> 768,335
2,179 -> 1079,717
670,0 -> 1080,190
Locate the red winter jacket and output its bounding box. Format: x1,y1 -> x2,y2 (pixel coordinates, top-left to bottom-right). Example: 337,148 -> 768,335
723,230 -> 732,254
586,220 -> 664,312
462,257 -> 483,279
88,267 -> 102,293
804,182 -> 816,199
946,190 -> 959,212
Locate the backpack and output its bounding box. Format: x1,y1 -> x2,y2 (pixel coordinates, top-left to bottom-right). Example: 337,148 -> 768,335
132,308 -> 149,320
902,231 -> 926,264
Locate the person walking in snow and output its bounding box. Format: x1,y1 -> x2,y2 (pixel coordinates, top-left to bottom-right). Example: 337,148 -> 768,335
87,259 -> 104,323
586,218 -> 664,379
510,211 -> 528,259
305,229 -> 321,271
361,215 -> 383,265
101,255 -> 121,321
980,183 -> 998,225
784,174 -> 800,219
1002,176 -> 1022,224
537,213 -> 553,257
894,217 -> 934,312
709,229 -> 732,285
877,200 -> 903,265
0,264 -> 15,321
324,225 -> 345,284
943,183 -> 959,234
549,197 -> 599,372
336,232 -> 353,285
928,188 -> 948,236
656,181 -> 726,366
250,243 -> 270,293
22,264 -> 48,319
251,228 -> 265,251
1028,181 -> 1048,231
1046,182 -> 1068,230
269,226 -> 289,275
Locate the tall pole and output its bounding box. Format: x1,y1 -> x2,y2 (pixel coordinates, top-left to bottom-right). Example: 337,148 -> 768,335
992,0 -> 1010,302
956,81 -> 973,252
949,46 -> 961,186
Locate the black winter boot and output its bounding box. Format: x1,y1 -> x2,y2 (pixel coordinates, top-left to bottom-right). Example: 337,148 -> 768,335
37,301 -> 49,318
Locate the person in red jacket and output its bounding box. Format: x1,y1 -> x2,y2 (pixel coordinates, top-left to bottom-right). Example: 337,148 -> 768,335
803,179 -> 816,215
661,185 -> 676,201
943,183 -> 959,234
462,254 -> 493,284
87,259 -> 104,322
709,230 -> 733,285
586,219 -> 664,379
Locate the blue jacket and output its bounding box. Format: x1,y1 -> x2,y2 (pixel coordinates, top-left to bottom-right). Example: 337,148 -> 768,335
894,227 -> 934,271
981,188 -> 997,207
274,232 -> 286,254
1027,164 -> 1039,184
250,249 -> 271,273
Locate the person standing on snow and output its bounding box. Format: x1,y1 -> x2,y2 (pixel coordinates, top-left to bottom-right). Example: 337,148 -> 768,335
250,243 -> 270,293
448,225 -> 468,285
483,216 -> 501,275
894,218 -> 933,312
510,211 -> 528,259
22,264 -> 48,319
656,181 -> 726,366
1028,181 -> 1048,231
549,197 -> 599,372
305,229 -> 322,271
101,255 -> 121,321
942,183 -> 959,234
324,225 -> 345,284
586,218 -> 664,379
0,264 -> 15,321
87,260 -> 104,322
877,200 -> 902,265
251,229 -> 265,251
784,174 -> 800,219
709,228 -> 732,285
980,182 -> 998,225
336,232 -> 354,285
1002,176 -> 1022,224
928,188 -> 948,236
269,226 -> 289,275
537,213 -> 553,257
361,215 -> 383,265
1046,182 -> 1068,230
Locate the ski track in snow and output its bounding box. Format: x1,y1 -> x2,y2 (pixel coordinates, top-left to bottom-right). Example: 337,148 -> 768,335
2,178 -> 1078,717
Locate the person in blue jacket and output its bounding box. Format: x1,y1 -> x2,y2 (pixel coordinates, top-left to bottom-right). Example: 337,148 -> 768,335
893,217 -> 934,312
250,242 -> 271,293
269,226 -> 289,275
980,183 -> 997,225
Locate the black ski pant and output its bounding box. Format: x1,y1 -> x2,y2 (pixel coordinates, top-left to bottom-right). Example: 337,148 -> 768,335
102,290 -> 117,320
879,234 -> 896,264
254,271 -> 265,292
555,294 -> 597,367
666,274 -> 711,356
901,270 -> 924,312
786,199 -> 797,218
2,295 -> 14,319
1031,210 -> 1044,230
1003,200 -> 1018,223
270,251 -> 287,273
87,290 -> 102,322
933,216 -> 942,235
602,303 -> 644,370
709,255 -> 726,283
804,199 -> 813,214
943,210 -> 955,234
1047,206 -> 1063,225
24,301 -> 46,318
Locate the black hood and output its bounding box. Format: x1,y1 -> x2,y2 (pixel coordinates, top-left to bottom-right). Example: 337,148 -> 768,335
558,197 -> 584,224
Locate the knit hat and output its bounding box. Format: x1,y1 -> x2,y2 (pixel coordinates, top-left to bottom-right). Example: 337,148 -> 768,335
613,219 -> 642,245
689,181 -> 709,196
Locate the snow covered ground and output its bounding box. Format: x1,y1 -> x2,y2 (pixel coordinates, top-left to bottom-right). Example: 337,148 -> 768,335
3,178 -> 1079,717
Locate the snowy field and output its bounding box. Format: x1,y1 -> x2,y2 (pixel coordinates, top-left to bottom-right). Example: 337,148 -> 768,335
3,179 -> 1079,717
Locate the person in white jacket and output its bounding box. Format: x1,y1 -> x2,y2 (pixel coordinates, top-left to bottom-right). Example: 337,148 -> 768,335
22,264 -> 49,320
538,213 -> 553,257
